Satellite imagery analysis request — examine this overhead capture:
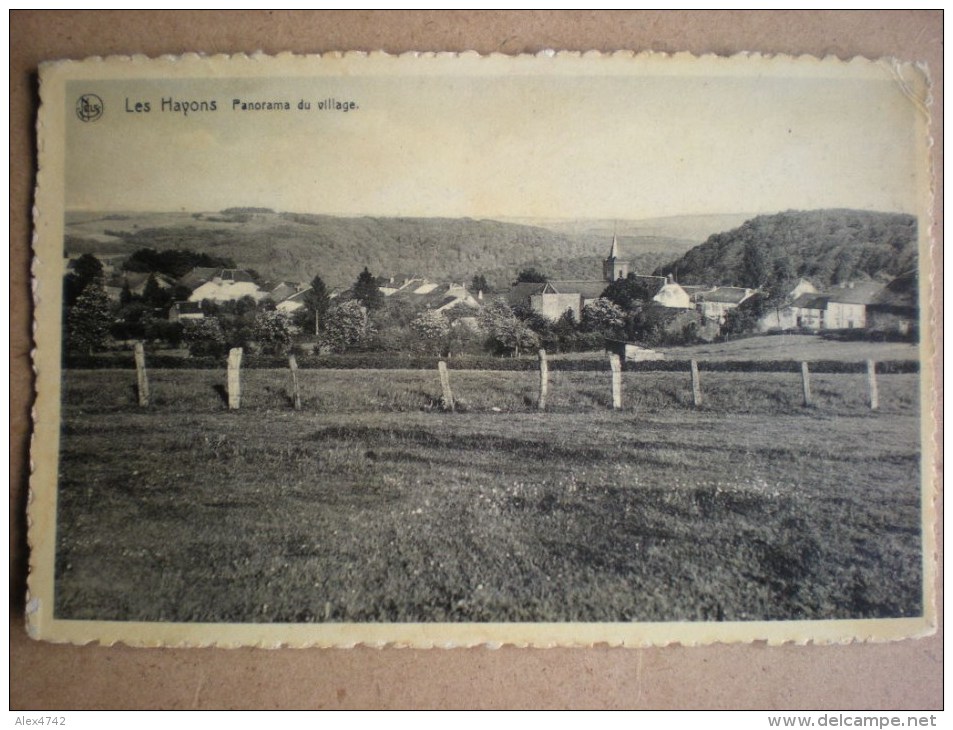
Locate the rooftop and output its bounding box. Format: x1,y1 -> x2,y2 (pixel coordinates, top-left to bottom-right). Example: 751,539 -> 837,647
700,287 -> 753,304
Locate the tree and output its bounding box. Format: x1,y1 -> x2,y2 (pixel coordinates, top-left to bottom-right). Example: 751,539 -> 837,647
515,267 -> 548,284
410,310 -> 451,355
353,267 -> 384,310
511,303 -> 558,350
720,294 -> 767,338
624,304 -> 674,346
73,253 -> 104,284
762,255 -> 797,302
581,298 -> 625,337
119,281 -> 134,306
64,253 -> 104,307
182,317 -> 227,357
111,301 -> 152,340
479,298 -> 539,357
322,300 -> 371,353
123,248 -> 235,278
553,309 -> 580,352
254,310 -> 299,355
66,282 -> 112,354
470,274 -> 489,294
601,273 -> 660,310
143,319 -> 184,348
303,274 -> 331,334
740,240 -> 770,289
142,274 -> 172,309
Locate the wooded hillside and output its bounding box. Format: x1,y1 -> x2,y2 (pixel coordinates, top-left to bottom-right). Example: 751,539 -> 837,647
653,209 -> 918,288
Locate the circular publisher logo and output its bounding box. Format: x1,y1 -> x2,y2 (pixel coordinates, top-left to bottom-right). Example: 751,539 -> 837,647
76,94 -> 104,122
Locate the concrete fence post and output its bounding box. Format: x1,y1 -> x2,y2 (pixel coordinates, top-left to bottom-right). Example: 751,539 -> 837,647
227,347 -> 243,410
690,359 -> 703,407
867,360 -> 879,410
801,361 -> 813,407
437,360 -> 455,411
289,354 -> 301,410
538,349 -> 549,411
608,353 -> 622,410
134,341 -> 149,407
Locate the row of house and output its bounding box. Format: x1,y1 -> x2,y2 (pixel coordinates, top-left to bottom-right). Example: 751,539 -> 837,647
507,236 -> 916,335
762,274 -> 917,335
162,267 -> 485,325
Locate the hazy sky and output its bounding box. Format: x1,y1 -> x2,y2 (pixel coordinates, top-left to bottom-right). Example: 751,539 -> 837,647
64,59 -> 926,219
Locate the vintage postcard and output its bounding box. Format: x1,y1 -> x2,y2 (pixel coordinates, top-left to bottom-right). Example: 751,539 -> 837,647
29,51 -> 935,647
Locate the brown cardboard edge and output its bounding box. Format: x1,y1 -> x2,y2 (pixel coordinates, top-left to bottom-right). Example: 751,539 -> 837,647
10,9 -> 943,710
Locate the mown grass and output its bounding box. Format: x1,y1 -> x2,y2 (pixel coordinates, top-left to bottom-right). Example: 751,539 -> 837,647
54,369 -> 923,623
658,333 -> 921,363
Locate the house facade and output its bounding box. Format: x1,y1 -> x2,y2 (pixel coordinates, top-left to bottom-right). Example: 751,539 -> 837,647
763,281 -> 882,332
526,281 -> 606,321
692,286 -> 756,325
168,301 -> 205,322
867,271 -> 917,335
276,288 -> 311,315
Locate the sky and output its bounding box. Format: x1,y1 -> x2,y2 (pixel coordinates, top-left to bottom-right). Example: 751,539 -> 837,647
63,58 -> 927,220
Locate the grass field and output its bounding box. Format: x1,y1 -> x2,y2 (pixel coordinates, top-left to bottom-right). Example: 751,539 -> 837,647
657,333 -> 921,363
54,368 -> 924,623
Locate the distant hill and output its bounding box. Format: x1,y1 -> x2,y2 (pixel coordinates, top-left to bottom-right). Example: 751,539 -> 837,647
653,209 -> 918,288
502,213 -> 754,244
63,211 -> 702,289
479,252 -> 677,290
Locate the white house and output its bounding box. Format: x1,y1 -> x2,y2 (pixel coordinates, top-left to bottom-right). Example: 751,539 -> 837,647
276,288 -> 311,315
773,281 -> 881,331
185,269 -> 268,304
756,279 -> 818,331
693,286 -> 756,324
651,277 -> 692,309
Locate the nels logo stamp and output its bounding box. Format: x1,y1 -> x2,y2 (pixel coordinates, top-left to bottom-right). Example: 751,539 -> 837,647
75,93 -> 103,122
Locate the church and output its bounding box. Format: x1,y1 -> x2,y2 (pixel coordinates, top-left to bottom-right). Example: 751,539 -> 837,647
508,236 -> 691,321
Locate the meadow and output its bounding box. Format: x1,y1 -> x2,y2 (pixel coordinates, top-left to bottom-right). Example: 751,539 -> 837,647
54,366 -> 924,623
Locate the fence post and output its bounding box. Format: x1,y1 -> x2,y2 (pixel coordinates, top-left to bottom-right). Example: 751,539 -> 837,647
801,361 -> 812,407
538,349 -> 549,411
289,353 -> 301,410
609,353 -> 622,410
437,360 -> 455,411
227,347 -> 243,410
134,341 -> 149,407
690,359 -> 703,407
867,359 -> 879,410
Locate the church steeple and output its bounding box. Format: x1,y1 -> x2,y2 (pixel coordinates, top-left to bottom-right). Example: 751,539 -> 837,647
603,233 -> 629,282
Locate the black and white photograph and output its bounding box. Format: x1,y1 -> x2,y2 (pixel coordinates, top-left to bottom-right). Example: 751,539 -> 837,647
29,51 -> 935,647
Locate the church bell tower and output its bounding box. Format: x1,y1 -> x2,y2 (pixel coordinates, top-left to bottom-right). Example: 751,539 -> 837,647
603,234 -> 629,282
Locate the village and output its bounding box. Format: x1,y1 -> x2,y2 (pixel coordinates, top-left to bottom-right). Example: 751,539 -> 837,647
63,234 -> 919,362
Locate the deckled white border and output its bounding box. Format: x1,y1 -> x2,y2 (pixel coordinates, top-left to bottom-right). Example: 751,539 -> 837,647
27,50 -> 938,649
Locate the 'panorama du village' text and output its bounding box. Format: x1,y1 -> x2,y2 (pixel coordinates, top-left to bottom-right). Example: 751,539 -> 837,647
122,96 -> 359,116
